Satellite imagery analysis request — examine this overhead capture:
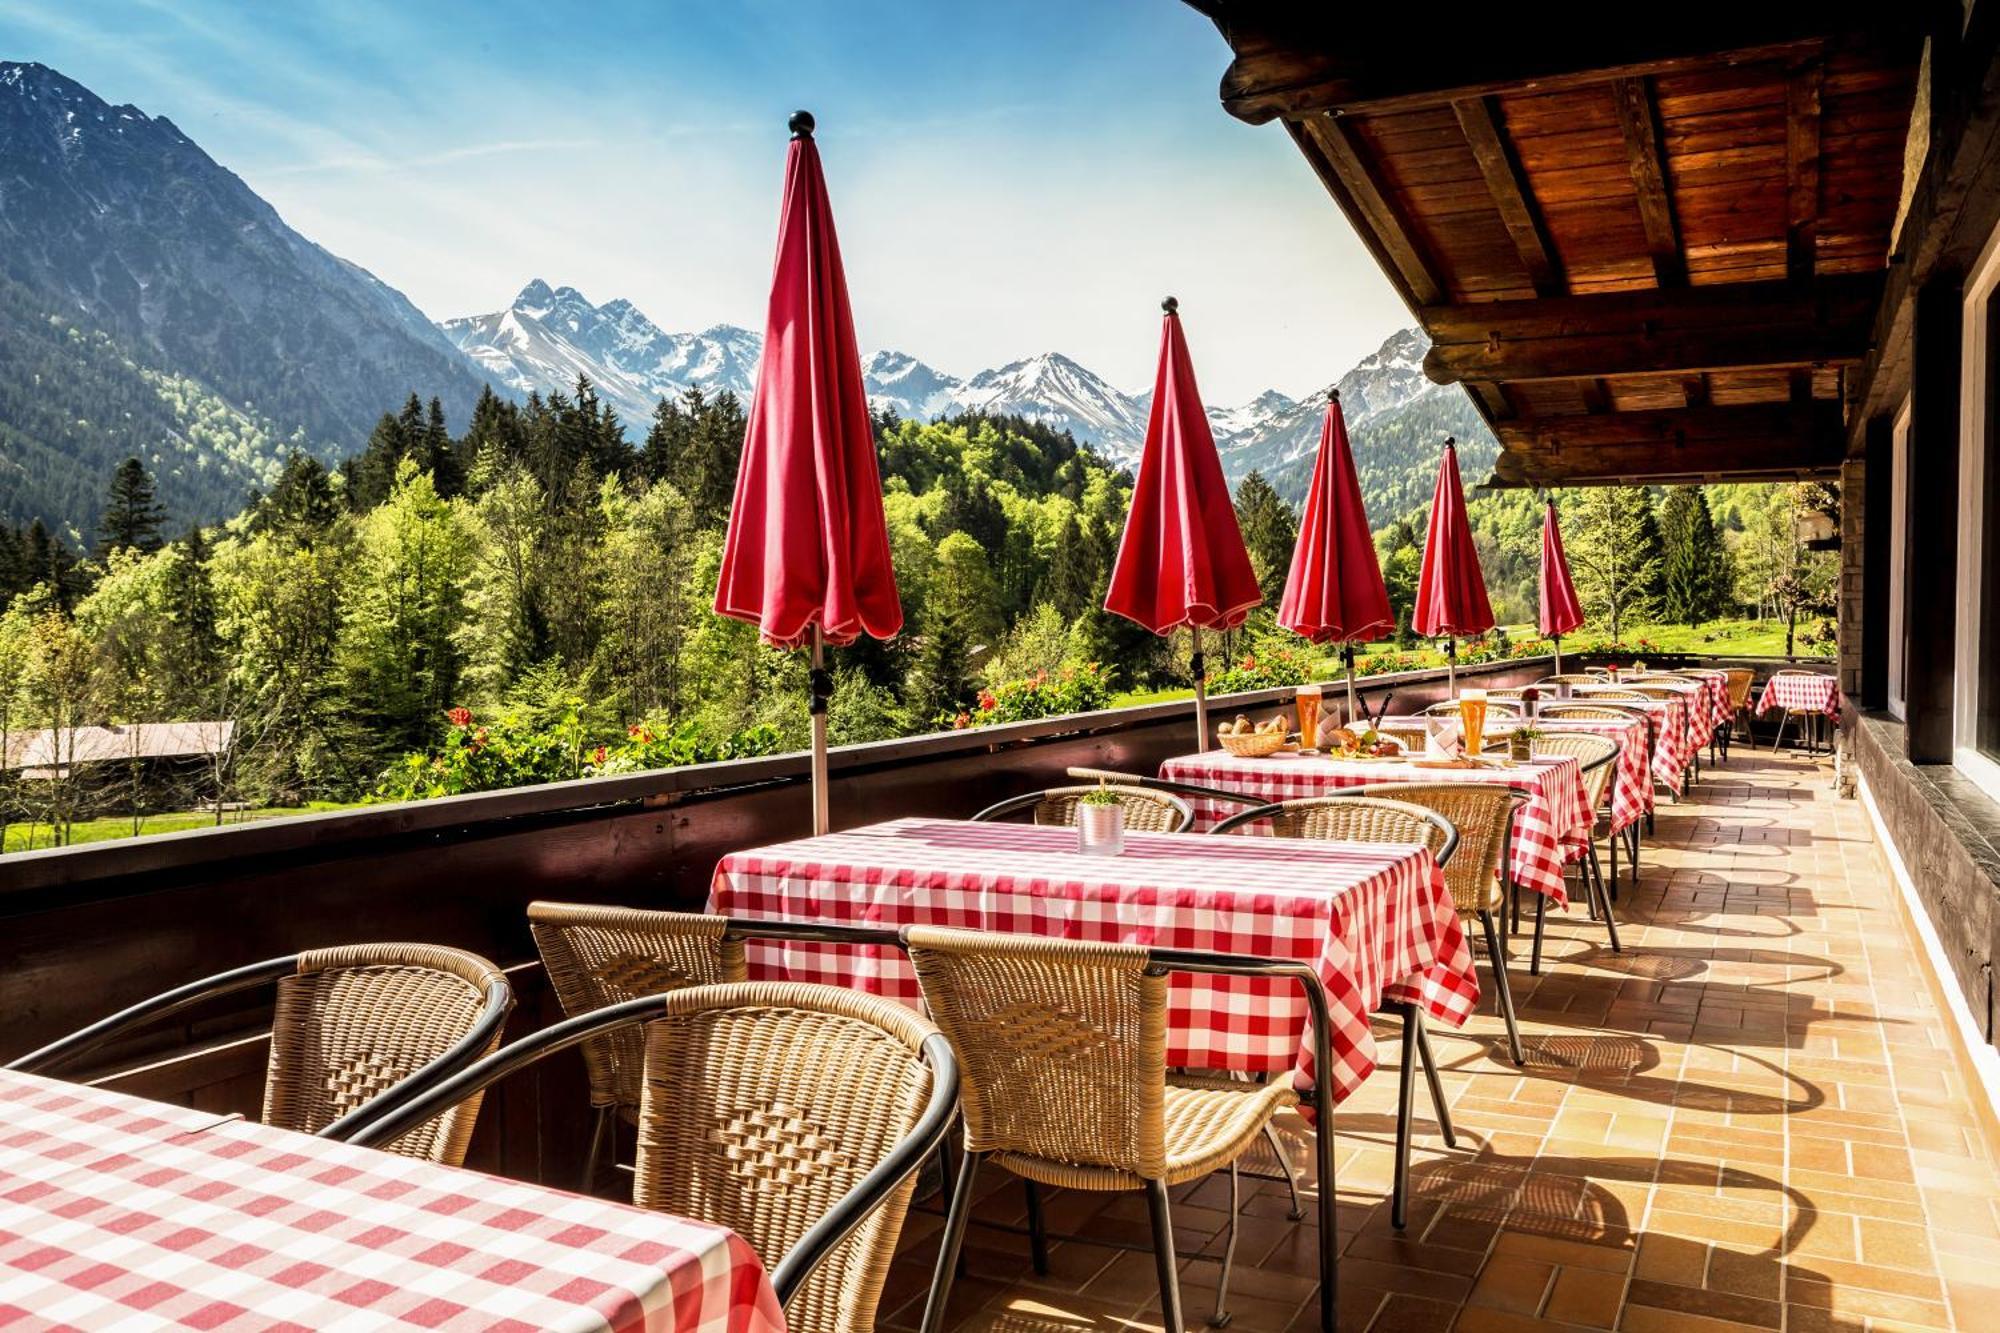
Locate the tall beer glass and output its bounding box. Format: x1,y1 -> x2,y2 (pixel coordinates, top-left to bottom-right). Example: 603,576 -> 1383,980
1458,688 -> 1488,756
1295,684 -> 1322,753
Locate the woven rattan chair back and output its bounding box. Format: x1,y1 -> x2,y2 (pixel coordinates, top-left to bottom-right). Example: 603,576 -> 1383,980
634,982 -> 940,1333
973,785 -> 1191,834
1540,674 -> 1601,684
1420,699 -> 1521,718
262,943 -> 507,1165
1253,795 -> 1448,850
1522,732 -> 1618,815
1343,782 -> 1516,915
1624,685 -> 1688,700
1723,668 -> 1756,710
1579,688 -> 1648,700
1537,703 -> 1639,721
902,927 -> 1167,1182
529,903 -> 745,1116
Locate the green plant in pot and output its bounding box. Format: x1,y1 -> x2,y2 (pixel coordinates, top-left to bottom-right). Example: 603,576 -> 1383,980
1509,726 -> 1543,761
1077,784 -> 1125,856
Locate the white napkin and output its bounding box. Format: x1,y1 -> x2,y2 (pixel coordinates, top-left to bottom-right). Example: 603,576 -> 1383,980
1424,719 -> 1461,757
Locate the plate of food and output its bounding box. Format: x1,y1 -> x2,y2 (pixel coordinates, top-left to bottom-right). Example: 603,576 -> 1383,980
1321,727 -> 1405,761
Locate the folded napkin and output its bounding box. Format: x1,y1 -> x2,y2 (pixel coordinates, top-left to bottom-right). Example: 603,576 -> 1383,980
1424,719 -> 1462,757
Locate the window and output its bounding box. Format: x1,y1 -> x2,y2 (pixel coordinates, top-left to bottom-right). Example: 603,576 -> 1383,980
1889,398 -> 1909,720
1954,219 -> 2000,798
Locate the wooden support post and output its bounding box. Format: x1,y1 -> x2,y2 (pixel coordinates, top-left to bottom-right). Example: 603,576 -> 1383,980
1860,416 -> 1893,711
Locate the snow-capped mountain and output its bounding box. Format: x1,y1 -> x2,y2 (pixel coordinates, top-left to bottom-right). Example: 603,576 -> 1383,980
441,281 -> 763,424
437,283 -> 1486,503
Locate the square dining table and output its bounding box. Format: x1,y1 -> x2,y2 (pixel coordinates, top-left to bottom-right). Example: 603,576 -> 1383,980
1160,749 -> 1590,909
707,816 -> 1479,1108
0,1069 -> 786,1333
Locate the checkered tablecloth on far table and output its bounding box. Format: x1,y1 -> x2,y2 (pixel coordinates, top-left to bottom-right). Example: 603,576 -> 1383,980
1683,671 -> 1738,733
1522,715 -> 1652,835
709,817 -> 1477,1107
1160,749 -> 1588,909
0,1070 -> 786,1333
1757,671 -> 1839,719
1570,688 -> 1695,788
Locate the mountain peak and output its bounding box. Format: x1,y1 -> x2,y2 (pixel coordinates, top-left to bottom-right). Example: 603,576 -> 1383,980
513,278 -> 556,311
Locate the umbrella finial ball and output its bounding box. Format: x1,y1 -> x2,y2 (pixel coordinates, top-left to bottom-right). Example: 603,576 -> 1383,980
789,109 -> 815,139
1161,295 -> 1179,314
1329,387 -> 1340,402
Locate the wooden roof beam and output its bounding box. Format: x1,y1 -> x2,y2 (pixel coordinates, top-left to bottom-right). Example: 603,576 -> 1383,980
1206,11 -> 1883,124
1452,95 -> 1564,296
1611,76 -> 1684,286
1486,407 -> 1844,487
1493,401 -> 1841,452
1421,272 -> 1881,383
1287,114 -> 1443,306
1786,60 -> 1825,283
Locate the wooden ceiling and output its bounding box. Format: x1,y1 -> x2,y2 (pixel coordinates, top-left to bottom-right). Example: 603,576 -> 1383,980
1189,7 -> 1924,488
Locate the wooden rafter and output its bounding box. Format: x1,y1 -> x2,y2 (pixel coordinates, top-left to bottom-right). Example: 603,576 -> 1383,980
1420,272 -> 1881,383
1610,77 -> 1684,286
1493,401 -> 1839,451
1452,96 -> 1564,296
1786,60 -> 1825,283
1287,114 -> 1442,306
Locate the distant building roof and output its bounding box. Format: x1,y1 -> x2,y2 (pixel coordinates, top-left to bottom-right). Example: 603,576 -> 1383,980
5,721 -> 234,776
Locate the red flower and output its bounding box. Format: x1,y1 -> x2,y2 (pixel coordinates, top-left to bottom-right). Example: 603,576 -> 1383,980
591,746 -> 608,765
953,711 -> 971,729
978,690 -> 997,711
1243,655 -> 1256,669
446,707 -> 474,728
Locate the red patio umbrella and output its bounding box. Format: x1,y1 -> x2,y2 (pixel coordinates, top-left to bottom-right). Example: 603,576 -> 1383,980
714,111 -> 901,834
1277,389 -> 1393,726
1104,297 -> 1262,748
1412,437 -> 1494,691
1537,497 -> 1586,673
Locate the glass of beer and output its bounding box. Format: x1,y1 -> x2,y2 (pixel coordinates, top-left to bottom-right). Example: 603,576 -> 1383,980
1295,683 -> 1321,753
1458,688 -> 1488,756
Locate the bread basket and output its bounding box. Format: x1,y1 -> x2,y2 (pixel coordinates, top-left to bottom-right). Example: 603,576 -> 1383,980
1217,729 -> 1289,758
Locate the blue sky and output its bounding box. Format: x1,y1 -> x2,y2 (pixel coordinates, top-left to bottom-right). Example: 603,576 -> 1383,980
0,0 -> 1410,402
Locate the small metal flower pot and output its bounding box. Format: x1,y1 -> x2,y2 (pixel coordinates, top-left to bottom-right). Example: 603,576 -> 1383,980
1078,803 -> 1125,856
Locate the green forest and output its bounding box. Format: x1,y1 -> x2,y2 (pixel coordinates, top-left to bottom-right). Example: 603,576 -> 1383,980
0,379 -> 1837,848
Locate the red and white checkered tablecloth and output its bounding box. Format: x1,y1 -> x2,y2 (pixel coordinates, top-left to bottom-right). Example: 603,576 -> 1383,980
1160,749 -> 1588,909
1522,716 -> 1652,835
1685,672 -> 1737,732
1756,672 -> 1839,719
1571,690 -> 1694,788
0,1071 -> 786,1333
708,817 -> 1478,1108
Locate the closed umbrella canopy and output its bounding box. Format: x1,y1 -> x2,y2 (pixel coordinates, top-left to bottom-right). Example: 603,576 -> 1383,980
1538,498 -> 1585,672
715,112 -> 901,652
1104,297 -> 1260,744
714,111 -> 900,833
1537,499 -> 1585,638
1413,438 -> 1494,688
1278,390 -> 1392,724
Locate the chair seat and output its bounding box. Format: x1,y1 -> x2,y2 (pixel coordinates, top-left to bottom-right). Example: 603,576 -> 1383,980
995,1074 -> 1297,1190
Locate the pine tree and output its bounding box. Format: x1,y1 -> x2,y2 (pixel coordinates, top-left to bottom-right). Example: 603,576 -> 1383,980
1233,470 -> 1298,604
1034,515 -> 1093,620
258,452 -> 340,541
98,457 -> 167,554
161,525 -> 223,713
1660,487 -> 1711,624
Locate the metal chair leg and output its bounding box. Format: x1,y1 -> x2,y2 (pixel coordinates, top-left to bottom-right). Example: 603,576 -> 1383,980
920,1149 -> 983,1333
1530,891 -> 1548,975
1145,1178 -> 1187,1333
581,1104 -> 613,1194
1589,841 -> 1621,953
1261,1122 -> 1306,1220
1771,709 -> 1790,753
1413,1007 -> 1456,1148
1024,1179 -> 1050,1275
1478,909 -> 1525,1066
1608,819 -> 1620,897
1209,1163 -> 1239,1327
1392,1003 -> 1418,1231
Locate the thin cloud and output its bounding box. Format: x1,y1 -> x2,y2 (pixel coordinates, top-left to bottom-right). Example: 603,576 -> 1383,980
264,138 -> 602,176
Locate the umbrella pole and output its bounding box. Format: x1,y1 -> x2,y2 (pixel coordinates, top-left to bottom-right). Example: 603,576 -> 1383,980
809,626 -> 832,836
1342,643 -> 1359,728
1552,633 -> 1562,676
1191,627 -> 1209,750
1444,637 -> 1457,693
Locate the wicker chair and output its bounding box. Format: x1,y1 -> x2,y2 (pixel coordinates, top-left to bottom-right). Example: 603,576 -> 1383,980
9,944 -> 512,1166
1420,698 -> 1521,718
1539,673 -> 1602,685
351,980 -> 957,1333
1208,794 -> 1461,1229
1514,734 -> 1623,973
972,784 -> 1192,833
1337,783 -> 1527,1067
904,928 -> 1302,1332
529,902 -> 746,1189
1722,667 -> 1756,748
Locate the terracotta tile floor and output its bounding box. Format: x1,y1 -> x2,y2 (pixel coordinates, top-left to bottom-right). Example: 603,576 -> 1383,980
876,746 -> 2000,1331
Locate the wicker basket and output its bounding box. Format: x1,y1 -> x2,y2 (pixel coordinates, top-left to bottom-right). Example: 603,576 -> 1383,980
1218,729 -> 1289,758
